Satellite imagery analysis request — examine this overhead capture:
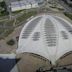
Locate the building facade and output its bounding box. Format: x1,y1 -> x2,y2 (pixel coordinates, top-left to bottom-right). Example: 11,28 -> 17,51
8,0 -> 43,12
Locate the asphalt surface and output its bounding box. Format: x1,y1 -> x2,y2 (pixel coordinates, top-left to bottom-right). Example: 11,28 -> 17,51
57,0 -> 72,13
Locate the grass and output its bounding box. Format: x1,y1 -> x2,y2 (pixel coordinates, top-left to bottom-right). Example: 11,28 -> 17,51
0,11 -> 8,17
0,10 -> 37,40
0,19 -> 14,26
0,28 -> 14,40
12,10 -> 24,14
4,29 -> 14,37
0,21 -> 5,37
69,4 -> 72,7
0,24 -> 14,39
64,12 -> 72,20
16,10 -> 37,26
0,29 -> 4,34
57,8 -> 64,11
5,20 -> 14,26
50,6 -> 57,8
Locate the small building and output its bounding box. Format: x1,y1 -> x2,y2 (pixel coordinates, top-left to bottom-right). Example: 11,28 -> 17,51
7,0 -> 43,12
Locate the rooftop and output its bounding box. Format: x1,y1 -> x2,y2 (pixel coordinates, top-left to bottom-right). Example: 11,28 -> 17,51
17,14 -> 72,65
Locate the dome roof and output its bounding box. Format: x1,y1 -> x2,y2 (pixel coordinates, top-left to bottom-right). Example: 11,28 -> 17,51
16,15 -> 72,65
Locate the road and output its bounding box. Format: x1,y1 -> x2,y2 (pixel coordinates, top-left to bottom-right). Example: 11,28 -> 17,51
57,0 -> 72,12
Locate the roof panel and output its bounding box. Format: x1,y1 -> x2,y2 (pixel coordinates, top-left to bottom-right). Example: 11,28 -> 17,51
54,17 -> 72,34
22,17 -> 42,39
32,32 -> 40,41
44,18 -> 57,47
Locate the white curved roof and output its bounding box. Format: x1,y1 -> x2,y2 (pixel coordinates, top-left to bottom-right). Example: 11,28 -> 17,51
16,15 -> 72,65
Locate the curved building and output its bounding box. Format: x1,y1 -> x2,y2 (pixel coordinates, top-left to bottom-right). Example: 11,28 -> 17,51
16,15 -> 72,65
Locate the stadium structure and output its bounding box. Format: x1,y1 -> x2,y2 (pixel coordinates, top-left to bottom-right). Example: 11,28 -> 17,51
16,14 -> 72,65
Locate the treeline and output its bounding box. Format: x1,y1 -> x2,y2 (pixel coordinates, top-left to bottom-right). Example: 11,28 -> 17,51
0,1 -> 9,16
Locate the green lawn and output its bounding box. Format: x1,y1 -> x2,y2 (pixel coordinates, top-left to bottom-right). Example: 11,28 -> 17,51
57,8 -> 64,11
0,10 -> 37,40
16,10 -> 37,26
0,29 -> 14,40
0,20 -> 14,27
4,29 -> 14,37
0,20 -> 14,40
12,10 -> 24,14
0,29 -> 4,34
5,20 -> 14,26
64,12 -> 72,20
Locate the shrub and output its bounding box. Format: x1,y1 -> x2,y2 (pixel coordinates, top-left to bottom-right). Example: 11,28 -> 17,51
7,39 -> 15,46
64,12 -> 72,20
